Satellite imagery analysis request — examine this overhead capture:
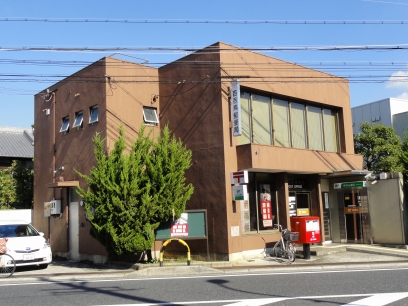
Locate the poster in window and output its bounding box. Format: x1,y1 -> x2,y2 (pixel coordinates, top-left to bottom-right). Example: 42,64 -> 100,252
260,184 -> 273,228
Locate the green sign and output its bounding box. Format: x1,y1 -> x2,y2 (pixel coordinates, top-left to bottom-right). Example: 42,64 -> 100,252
334,181 -> 366,189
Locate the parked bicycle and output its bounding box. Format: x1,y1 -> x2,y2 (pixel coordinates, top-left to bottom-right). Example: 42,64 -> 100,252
272,224 -> 299,263
0,238 -> 16,278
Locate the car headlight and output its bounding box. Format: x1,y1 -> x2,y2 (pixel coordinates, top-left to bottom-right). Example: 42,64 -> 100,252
43,240 -> 50,249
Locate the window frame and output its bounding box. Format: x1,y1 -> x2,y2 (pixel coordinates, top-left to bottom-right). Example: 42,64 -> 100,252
72,111 -> 84,129
89,106 -> 99,124
143,106 -> 159,125
60,117 -> 70,133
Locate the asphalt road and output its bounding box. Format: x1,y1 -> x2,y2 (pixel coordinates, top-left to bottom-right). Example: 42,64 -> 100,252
1,266 -> 408,305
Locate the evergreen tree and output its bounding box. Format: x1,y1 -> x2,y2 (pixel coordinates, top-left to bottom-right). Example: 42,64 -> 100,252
11,160 -> 34,209
0,166 -> 16,209
76,125 -> 194,255
400,135 -> 408,183
354,122 -> 403,172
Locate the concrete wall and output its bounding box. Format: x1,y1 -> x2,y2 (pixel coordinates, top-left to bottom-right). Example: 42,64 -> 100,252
369,173 -> 406,245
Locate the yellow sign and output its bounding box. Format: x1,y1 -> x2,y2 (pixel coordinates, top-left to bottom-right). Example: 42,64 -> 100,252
296,208 -> 310,216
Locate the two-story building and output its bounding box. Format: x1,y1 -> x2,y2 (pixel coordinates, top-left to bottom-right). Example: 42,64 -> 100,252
34,42 -> 365,263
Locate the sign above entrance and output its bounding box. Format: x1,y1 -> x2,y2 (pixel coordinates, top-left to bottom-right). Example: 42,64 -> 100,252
230,170 -> 248,185
334,181 -> 367,189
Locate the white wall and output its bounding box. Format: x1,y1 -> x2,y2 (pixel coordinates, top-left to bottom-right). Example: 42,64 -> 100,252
352,98 -> 408,136
0,209 -> 33,223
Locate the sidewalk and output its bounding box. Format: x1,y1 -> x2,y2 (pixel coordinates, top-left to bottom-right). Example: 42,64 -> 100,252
5,243 -> 408,281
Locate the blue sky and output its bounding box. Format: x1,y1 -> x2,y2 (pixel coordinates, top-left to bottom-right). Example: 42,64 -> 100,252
1,0 -> 408,128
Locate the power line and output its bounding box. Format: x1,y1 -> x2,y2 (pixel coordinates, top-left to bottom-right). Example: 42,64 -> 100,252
1,17 -> 408,25
1,44 -> 408,53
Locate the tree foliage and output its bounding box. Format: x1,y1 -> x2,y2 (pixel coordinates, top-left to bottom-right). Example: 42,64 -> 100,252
76,125 -> 194,255
0,161 -> 33,210
0,166 -> 16,209
354,122 -> 403,172
11,160 -> 34,209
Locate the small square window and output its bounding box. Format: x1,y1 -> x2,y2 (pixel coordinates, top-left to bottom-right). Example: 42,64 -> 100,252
89,106 -> 98,124
73,112 -> 83,129
143,107 -> 159,125
60,117 -> 70,133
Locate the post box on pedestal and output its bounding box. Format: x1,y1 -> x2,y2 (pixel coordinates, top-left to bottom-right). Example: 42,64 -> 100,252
290,216 -> 321,259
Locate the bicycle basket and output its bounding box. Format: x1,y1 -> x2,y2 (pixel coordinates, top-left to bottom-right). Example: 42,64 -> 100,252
290,232 -> 299,242
0,238 -> 7,254
282,230 -> 291,240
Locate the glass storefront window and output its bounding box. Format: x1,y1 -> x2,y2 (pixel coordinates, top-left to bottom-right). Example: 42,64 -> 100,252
243,173 -> 278,233
307,106 -> 324,151
252,94 -> 272,145
273,98 -> 291,147
291,102 -> 307,149
238,92 -> 251,145
238,91 -> 339,152
323,108 -> 338,152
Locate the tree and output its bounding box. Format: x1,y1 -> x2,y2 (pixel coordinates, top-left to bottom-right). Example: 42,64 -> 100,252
11,160 -> 34,209
0,166 -> 16,209
400,135 -> 408,183
354,122 -> 403,172
76,125 -> 194,256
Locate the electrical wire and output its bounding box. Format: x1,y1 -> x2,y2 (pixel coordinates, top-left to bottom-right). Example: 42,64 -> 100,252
1,17 -> 408,25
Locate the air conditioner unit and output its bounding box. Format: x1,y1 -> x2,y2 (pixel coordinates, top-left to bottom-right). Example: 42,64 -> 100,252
50,200 -> 61,215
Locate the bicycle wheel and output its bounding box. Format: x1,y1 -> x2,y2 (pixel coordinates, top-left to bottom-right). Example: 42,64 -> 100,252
286,242 -> 296,263
0,254 -> 16,278
273,240 -> 283,258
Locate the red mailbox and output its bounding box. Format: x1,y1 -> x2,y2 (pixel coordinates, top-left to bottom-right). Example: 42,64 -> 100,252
290,216 -> 321,244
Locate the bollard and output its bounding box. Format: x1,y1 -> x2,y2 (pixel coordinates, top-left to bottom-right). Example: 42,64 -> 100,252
159,238 -> 191,266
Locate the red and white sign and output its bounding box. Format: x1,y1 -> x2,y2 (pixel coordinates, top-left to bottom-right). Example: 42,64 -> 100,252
171,213 -> 188,237
260,199 -> 273,228
230,170 -> 248,185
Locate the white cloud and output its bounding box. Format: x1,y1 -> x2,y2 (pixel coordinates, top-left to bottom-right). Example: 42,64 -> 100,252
386,67 -> 408,89
397,92 -> 408,100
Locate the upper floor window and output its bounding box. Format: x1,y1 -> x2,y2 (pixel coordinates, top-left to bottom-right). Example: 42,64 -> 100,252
72,112 -> 83,129
143,107 -> 159,125
89,106 -> 98,124
60,117 -> 70,134
239,91 -> 339,152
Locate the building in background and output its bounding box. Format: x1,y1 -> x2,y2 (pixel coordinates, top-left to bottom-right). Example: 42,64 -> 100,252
0,126 -> 34,169
34,42 -> 366,263
352,98 -> 408,139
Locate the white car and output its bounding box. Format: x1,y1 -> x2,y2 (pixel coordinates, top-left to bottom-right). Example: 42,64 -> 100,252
0,220 -> 52,268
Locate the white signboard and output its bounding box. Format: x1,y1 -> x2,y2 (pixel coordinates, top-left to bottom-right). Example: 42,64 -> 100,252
306,219 -> 320,232
231,80 -> 242,136
230,170 -> 248,185
231,226 -> 240,237
233,185 -> 248,201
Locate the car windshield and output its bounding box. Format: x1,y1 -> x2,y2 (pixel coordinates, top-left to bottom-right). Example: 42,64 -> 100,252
0,224 -> 40,238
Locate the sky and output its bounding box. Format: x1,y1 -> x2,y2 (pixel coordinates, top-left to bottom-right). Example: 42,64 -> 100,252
1,0 -> 408,128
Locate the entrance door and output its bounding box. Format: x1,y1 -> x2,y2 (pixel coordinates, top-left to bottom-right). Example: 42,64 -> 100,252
296,192 -> 310,212
344,191 -> 363,242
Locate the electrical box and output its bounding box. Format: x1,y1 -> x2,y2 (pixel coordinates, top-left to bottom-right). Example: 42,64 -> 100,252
44,202 -> 51,217
50,200 -> 61,215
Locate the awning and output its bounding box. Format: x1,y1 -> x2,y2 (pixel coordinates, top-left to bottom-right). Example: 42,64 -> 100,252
46,181 -> 79,188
